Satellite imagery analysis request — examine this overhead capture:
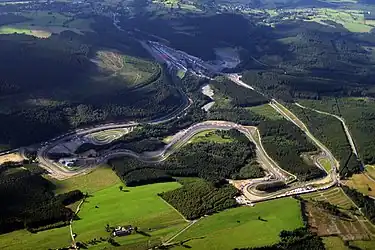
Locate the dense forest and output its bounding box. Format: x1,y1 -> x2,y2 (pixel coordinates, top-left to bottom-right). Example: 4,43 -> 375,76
258,120 -> 325,181
298,98 -> 375,166
0,165 -> 83,234
159,178 -> 239,220
288,104 -> 361,177
109,130 -> 257,185
0,32 -> 183,148
119,12 -> 375,102
210,77 -> 268,107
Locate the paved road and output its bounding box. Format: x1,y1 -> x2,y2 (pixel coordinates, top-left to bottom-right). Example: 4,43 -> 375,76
227,75 -> 340,201
35,73 -> 340,202
295,102 -> 359,157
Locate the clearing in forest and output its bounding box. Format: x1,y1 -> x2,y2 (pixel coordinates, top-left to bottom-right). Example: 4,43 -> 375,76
188,130 -> 234,144
95,51 -> 160,88
248,103 -> 283,120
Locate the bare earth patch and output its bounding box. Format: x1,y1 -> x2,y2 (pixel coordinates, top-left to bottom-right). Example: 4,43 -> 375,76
0,153 -> 24,164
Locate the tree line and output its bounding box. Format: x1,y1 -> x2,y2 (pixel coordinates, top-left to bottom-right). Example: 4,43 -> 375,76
258,120 -> 326,181
0,165 -> 83,234
159,178 -> 239,220
210,76 -> 268,107
237,227 -> 325,250
342,186 -> 375,224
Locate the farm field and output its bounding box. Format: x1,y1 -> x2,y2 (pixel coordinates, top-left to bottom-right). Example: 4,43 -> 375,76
323,236 -> 348,250
71,182 -> 187,249
0,11 -> 94,38
1,168 -> 187,250
172,198 -> 303,249
51,165 -> 121,194
247,104 -> 283,120
349,240 -> 375,249
188,130 -> 233,144
0,26 -> 50,38
0,226 -> 72,250
301,188 -> 375,240
152,0 -> 201,12
306,9 -> 373,33
344,173 -> 375,197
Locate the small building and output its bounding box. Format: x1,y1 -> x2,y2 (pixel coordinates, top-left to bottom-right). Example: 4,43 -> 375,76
112,225 -> 134,237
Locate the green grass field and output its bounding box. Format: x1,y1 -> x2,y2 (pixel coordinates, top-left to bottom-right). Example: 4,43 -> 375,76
172,198 -> 303,249
95,51 -> 160,88
318,157 -> 331,172
365,165 -> 375,179
188,130 -> 233,144
71,182 -> 187,248
350,240 -> 375,249
50,166 -> 121,194
0,11 -> 94,38
323,236 -> 348,250
305,8 -> 373,33
248,104 -> 283,120
1,168 -> 187,249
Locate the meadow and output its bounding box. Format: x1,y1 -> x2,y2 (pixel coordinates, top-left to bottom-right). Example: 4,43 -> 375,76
247,104 -> 283,120
172,198 -> 303,249
0,11 -> 94,38
188,130 -> 233,144
344,173 -> 375,197
71,182 -> 187,248
1,167 -> 187,249
303,8 -> 373,33
95,51 -> 160,88
51,165 -> 121,194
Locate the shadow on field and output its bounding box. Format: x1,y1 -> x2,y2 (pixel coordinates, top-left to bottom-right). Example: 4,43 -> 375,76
136,230 -> 151,237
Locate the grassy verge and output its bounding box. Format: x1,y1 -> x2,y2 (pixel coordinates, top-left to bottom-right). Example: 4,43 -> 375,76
318,157 -> 332,172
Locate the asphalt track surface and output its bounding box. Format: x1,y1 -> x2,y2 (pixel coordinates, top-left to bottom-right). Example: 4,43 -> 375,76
35,74 -> 340,201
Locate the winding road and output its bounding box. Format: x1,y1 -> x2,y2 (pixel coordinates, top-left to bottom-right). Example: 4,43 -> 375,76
34,72 -> 341,202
